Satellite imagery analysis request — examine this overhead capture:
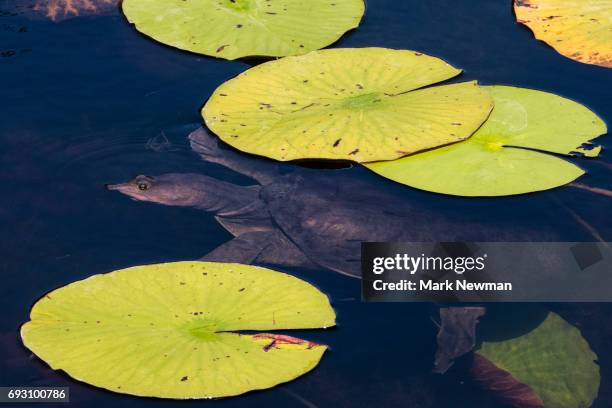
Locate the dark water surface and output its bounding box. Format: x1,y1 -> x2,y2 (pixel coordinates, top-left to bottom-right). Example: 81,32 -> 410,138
1,1 -> 611,407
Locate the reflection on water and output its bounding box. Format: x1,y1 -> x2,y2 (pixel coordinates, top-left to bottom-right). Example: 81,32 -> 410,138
34,0 -> 116,21
1,0 -> 611,406
0,0 -> 117,21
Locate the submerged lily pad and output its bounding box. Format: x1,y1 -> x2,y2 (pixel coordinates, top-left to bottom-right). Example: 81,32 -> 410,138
434,307 -> 486,374
21,262 -> 335,399
366,86 -> 607,196
203,48 -> 493,162
473,312 -> 599,408
121,0 -> 365,60
514,0 -> 612,68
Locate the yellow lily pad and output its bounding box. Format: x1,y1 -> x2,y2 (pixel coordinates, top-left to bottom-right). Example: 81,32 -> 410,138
202,48 -> 494,162
121,0 -> 365,60
514,0 -> 612,68
366,86 -> 607,196
21,262 -> 335,399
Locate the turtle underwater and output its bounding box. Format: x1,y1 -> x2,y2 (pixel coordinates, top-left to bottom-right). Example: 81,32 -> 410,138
107,127 -> 597,279
107,127 -> 599,372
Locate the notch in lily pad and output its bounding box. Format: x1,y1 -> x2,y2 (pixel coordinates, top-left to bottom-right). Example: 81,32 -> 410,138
366,86 -> 607,196
203,47 -> 493,162
21,261 -> 336,398
121,0 -> 365,60
472,312 -> 600,408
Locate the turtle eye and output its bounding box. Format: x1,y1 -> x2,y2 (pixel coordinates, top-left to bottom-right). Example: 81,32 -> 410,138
138,182 -> 150,191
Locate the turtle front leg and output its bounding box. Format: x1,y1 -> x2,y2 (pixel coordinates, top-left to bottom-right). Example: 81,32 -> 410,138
189,128 -> 279,185
200,232 -> 270,264
200,230 -> 315,269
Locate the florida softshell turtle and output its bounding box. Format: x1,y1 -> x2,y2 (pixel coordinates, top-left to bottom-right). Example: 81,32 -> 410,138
107,127 -> 595,372
107,127 -> 591,278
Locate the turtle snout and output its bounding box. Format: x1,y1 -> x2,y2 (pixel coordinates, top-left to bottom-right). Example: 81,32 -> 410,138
105,183 -> 122,191
105,182 -> 134,194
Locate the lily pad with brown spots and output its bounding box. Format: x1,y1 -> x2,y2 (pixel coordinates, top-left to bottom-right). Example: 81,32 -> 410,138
203,48 -> 493,162
514,0 -> 612,68
122,0 -> 365,60
21,261 -> 335,398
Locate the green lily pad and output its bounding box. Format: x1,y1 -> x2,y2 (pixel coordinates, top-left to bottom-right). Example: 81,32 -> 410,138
366,86 -> 607,196
474,312 -> 600,408
21,262 -> 335,399
203,48 -> 494,162
121,0 -> 365,60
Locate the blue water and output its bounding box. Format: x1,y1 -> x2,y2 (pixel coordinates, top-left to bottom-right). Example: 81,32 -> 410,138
1,0 -> 611,407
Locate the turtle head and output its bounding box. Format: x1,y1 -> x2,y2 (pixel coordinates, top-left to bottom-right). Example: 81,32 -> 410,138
106,174 -> 208,207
